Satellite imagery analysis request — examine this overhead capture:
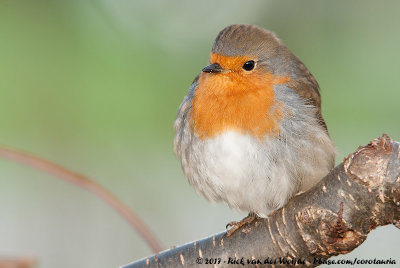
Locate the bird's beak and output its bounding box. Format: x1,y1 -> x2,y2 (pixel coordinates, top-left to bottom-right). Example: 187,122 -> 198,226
202,63 -> 224,73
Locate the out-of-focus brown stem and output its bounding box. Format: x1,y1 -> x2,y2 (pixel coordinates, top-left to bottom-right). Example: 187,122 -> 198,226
0,256 -> 36,268
0,146 -> 163,253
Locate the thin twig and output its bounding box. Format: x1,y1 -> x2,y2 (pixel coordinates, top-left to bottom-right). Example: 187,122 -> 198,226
0,145 -> 163,253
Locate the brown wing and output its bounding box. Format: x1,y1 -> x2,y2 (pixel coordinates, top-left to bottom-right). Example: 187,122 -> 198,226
286,58 -> 329,134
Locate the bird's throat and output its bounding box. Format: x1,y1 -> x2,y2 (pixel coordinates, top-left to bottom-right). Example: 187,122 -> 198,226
191,70 -> 289,140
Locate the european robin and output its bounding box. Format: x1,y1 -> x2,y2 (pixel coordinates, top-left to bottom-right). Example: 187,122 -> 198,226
174,24 -> 335,231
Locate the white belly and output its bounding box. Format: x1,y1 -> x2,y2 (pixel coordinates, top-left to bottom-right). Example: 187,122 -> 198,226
184,131 -> 296,217
177,126 -> 334,217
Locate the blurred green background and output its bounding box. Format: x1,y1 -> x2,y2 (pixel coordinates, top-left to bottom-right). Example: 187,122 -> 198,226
0,1 -> 399,267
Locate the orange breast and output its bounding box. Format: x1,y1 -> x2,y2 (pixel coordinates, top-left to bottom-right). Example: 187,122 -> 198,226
190,54 -> 289,140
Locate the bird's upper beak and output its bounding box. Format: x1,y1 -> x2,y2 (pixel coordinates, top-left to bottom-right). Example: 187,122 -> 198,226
202,63 -> 224,73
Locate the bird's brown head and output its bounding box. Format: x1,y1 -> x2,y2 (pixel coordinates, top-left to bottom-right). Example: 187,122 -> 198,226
191,24 -> 321,139
202,24 -> 302,88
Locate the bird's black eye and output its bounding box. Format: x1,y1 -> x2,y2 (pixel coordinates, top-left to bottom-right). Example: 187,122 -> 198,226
242,60 -> 255,71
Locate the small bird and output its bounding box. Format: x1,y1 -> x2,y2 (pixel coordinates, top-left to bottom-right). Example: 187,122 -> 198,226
174,24 -> 335,232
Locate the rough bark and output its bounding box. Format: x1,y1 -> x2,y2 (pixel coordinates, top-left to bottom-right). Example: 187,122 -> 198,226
122,134 -> 400,268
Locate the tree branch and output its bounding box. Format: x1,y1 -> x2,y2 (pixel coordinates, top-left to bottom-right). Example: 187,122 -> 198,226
122,134 -> 400,267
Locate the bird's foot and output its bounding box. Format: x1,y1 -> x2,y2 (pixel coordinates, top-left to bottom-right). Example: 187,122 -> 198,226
226,213 -> 258,237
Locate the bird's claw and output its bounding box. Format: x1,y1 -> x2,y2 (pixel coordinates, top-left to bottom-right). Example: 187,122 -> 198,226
225,214 -> 257,237
226,221 -> 239,229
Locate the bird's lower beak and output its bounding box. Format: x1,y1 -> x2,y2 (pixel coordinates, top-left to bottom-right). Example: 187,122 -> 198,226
202,63 -> 224,73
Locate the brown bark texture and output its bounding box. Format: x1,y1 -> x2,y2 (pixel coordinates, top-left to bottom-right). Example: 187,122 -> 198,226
122,134 -> 400,268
